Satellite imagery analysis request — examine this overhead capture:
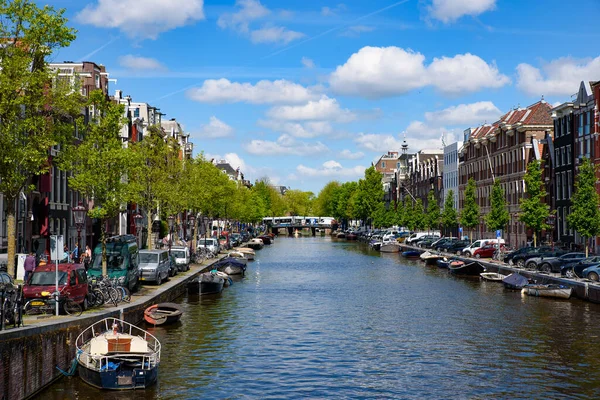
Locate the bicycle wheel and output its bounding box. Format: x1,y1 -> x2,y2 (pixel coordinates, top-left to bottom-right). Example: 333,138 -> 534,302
119,286 -> 131,302
107,287 -> 120,306
91,288 -> 105,306
23,300 -> 45,315
63,299 -> 82,316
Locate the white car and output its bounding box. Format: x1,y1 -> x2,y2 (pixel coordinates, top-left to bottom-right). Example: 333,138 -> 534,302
197,238 -> 220,254
170,246 -> 190,272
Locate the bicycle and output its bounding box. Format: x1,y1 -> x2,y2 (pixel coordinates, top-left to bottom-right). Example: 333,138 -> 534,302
23,290 -> 82,317
1,284 -> 24,329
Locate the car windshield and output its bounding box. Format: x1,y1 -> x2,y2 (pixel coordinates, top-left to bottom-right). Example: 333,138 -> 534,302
139,253 -> 158,263
172,250 -> 186,258
201,239 -> 216,246
90,242 -> 129,271
30,271 -> 67,286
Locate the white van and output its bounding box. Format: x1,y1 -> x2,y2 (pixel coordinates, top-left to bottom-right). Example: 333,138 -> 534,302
462,238 -> 505,257
406,232 -> 440,245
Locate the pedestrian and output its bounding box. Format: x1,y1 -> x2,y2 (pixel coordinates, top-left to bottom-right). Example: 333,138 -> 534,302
84,245 -> 92,270
72,243 -> 80,263
24,251 -> 36,283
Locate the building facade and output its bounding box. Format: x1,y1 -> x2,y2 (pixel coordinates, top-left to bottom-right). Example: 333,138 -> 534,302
443,141 -> 461,211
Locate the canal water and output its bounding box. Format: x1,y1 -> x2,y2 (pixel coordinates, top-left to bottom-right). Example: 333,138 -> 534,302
40,236 -> 600,399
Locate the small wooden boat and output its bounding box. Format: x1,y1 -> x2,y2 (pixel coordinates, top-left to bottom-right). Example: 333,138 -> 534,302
144,303 -> 183,326
188,271 -> 225,295
521,284 -> 572,299
247,238 -> 264,250
449,261 -> 485,276
258,235 -> 272,245
214,257 -> 247,275
502,273 -> 530,290
420,251 -> 443,264
480,272 -> 505,282
402,250 -> 421,258
380,243 -> 401,253
76,318 -> 160,390
235,247 -> 255,260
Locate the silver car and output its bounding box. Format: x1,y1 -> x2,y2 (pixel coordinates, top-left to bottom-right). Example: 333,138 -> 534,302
197,238 -> 220,255
138,250 -> 170,285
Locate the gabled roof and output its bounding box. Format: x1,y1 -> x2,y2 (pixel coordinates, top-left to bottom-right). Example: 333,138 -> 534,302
215,161 -> 236,176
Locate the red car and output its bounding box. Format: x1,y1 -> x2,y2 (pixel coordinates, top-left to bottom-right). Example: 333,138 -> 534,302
473,243 -> 502,259
23,263 -> 89,306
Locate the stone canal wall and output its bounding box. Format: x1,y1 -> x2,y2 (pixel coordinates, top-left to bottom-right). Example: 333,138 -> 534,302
0,262 -> 214,400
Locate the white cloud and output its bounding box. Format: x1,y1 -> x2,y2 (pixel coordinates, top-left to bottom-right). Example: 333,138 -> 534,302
186,79 -> 319,104
329,46 -> 510,98
516,56 -> 600,97
194,116 -> 234,139
205,152 -> 247,172
118,55 -> 166,70
339,25 -> 375,37
76,0 -> 205,40
217,0 -> 303,45
296,161 -> 365,178
354,133 -> 405,153
250,25 -> 305,44
428,0 -> 496,23
321,4 -> 346,16
424,101 -> 502,126
244,135 -> 329,156
339,149 -> 365,160
267,96 -> 356,122
301,57 -> 315,69
258,120 -> 333,138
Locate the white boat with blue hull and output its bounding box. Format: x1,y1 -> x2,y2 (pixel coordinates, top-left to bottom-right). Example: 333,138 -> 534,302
76,318 -> 161,390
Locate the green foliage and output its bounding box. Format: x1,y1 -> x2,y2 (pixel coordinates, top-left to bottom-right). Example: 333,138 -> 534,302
335,181 -> 358,224
461,178 -> 480,239
441,189 -> 458,235
314,181 -> 341,217
413,199 -> 425,231
251,178 -> 286,218
567,157 -> 600,256
0,0 -> 79,274
372,202 -> 396,228
284,189 -> 315,216
519,160 -> 550,247
485,179 -> 509,232
426,190 -> 441,231
354,166 -> 384,224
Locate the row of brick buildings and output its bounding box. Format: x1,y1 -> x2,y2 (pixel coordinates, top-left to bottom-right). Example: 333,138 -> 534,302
375,80 -> 600,250
0,61 -> 195,258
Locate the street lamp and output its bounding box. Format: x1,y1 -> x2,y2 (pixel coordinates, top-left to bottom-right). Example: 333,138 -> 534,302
188,214 -> 196,257
72,203 -> 86,263
134,212 -> 144,248
167,215 -> 175,255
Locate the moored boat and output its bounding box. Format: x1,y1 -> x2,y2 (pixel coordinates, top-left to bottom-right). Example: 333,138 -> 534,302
380,242 -> 401,253
235,247 -> 255,260
346,232 -> 358,240
480,272 -> 505,282
216,271 -> 233,287
448,261 -> 485,276
247,238 -> 264,250
188,270 -> 225,295
502,273 -> 530,290
420,251 -> 443,264
521,284 -> 572,299
76,318 -> 161,390
336,231 -> 346,238
144,303 -> 183,326
226,251 -> 248,266
258,235 -> 272,245
214,257 -> 247,275
402,250 -> 421,258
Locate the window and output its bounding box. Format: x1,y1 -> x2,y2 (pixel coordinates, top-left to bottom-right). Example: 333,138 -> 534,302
133,108 -> 139,118
567,145 -> 571,165
381,161 -> 385,168
567,171 -> 572,198
556,174 -> 561,200
95,74 -> 100,88
555,149 -> 560,167
579,114 -> 584,136
584,112 -> 590,135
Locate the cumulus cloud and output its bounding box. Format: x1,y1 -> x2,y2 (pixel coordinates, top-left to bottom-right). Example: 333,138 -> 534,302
118,55 -> 166,70
76,0 -> 205,39
296,161 -> 365,179
267,96 -> 356,122
186,79 -> 319,104
258,120 -> 333,138
301,57 -> 315,69
428,0 -> 496,23
516,56 -> 600,97
194,116 -> 234,139
205,152 -> 247,172
244,135 -> 329,156
329,46 -> 510,98
217,0 -> 303,45
339,149 -> 365,160
354,133 -> 406,153
424,101 -> 502,126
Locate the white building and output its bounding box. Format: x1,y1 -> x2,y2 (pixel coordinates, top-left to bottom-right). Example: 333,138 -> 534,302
443,141 -> 462,211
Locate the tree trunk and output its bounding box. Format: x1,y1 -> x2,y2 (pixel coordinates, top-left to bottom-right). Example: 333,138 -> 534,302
533,232 -> 537,248
6,212 -> 16,276
146,212 -> 153,250
101,221 -> 107,277
192,219 -> 198,254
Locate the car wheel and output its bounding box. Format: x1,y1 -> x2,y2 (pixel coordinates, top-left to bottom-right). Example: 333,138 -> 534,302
517,259 -> 525,268
526,261 -> 537,270
565,268 -> 576,279
540,264 -> 551,273
475,254 -> 481,259
156,275 -> 162,285
456,251 -> 461,256
588,272 -> 599,282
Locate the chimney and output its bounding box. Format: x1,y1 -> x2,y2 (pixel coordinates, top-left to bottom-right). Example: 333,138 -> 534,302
115,89 -> 122,100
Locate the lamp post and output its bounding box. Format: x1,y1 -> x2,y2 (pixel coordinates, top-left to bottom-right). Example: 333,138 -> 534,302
188,214 -> 196,258
72,203 -> 86,263
134,213 -> 144,248
167,215 -> 175,255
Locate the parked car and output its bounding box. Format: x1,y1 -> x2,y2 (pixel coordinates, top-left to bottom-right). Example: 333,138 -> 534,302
520,249 -> 567,270
87,234 -> 140,292
406,232 -> 440,245
198,237 -> 220,254
439,240 -> 470,255
138,250 -> 171,285
527,252 -> 587,273
415,237 -> 438,248
170,246 -> 190,272
230,233 -> 242,247
581,264 -> 600,281
503,246 -> 551,266
472,243 -> 502,259
433,238 -> 459,252
0,271 -> 15,287
218,233 -> 231,250
462,239 -> 493,257
561,256 -> 600,277
23,263 -> 89,308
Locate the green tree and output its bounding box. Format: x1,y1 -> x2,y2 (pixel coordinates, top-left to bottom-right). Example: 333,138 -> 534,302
413,199 -> 425,231
284,190 -> 315,216
567,158 -> 600,256
0,0 -> 79,275
519,160 -> 550,247
314,181 -> 341,217
441,190 -> 458,236
335,181 -> 358,228
426,190 -> 441,232
461,178 -> 480,241
354,166 -> 384,227
485,179 -> 509,236
57,90 -> 130,276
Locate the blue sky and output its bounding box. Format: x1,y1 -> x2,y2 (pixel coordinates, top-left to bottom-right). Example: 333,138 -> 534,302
44,0 -> 600,193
